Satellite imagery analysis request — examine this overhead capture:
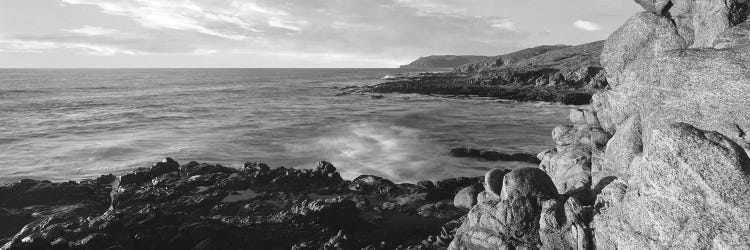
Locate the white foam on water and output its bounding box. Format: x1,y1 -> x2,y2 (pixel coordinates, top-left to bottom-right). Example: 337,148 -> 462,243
296,122 -> 489,183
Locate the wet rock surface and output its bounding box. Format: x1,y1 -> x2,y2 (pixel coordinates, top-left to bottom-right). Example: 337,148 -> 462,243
448,147 -> 541,164
0,160 -> 482,250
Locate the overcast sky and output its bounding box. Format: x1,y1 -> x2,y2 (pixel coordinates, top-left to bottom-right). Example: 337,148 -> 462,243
0,0 -> 640,68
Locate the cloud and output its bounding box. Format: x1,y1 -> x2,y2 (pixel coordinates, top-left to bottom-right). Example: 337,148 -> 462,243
59,0 -> 255,40
66,25 -> 120,36
491,19 -> 517,31
267,17 -> 304,31
3,0 -> 567,67
573,20 -> 603,31
0,39 -> 139,55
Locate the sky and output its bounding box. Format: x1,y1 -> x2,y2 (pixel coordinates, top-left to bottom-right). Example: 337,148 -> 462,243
0,0 -> 641,68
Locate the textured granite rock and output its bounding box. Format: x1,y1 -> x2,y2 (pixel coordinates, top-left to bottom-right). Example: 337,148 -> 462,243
450,168 -> 559,249
453,184 -> 484,210
600,11 -> 687,87
593,123 -> 750,249
595,115 -> 642,190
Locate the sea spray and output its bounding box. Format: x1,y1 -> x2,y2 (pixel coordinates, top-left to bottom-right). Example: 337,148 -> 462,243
286,122 -> 535,183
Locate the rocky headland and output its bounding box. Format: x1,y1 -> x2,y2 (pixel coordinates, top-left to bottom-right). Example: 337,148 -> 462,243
3,0 -> 750,249
342,41 -> 608,105
399,56 -> 489,69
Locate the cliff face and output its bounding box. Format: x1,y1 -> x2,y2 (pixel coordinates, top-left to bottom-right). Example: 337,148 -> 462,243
399,55 -> 489,69
450,0 -> 750,249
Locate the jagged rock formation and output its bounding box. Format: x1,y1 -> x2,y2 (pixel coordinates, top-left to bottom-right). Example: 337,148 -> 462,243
0,159 -> 482,250
449,0 -> 750,249
400,55 -> 489,69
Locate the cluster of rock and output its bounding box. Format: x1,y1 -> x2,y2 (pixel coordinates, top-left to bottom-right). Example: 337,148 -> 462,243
448,147 -> 540,164
447,0 -> 750,249
0,159 -> 489,250
352,41 -> 608,105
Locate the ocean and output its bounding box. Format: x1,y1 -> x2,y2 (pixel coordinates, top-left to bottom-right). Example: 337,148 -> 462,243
0,68 -> 570,184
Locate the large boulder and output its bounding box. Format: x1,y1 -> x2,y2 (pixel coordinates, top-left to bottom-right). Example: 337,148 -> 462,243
449,168 -> 558,249
538,145 -> 593,202
453,184 -> 484,210
593,123 -> 750,249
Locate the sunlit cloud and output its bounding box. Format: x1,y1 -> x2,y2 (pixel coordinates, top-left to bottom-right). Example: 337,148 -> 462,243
0,39 -> 140,55
267,17 -> 304,32
59,0 -> 252,40
65,25 -> 120,36
573,20 -> 603,31
491,19 -> 517,31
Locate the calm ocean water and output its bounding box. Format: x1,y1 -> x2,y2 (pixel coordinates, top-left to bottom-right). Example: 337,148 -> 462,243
0,68 -> 570,183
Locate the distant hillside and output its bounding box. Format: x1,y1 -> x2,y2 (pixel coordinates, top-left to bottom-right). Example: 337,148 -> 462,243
349,41 -> 608,105
454,45 -> 570,73
399,55 -> 489,69
462,40 -> 607,88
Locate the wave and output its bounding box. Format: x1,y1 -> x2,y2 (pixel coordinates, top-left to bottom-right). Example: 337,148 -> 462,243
285,122 -> 492,183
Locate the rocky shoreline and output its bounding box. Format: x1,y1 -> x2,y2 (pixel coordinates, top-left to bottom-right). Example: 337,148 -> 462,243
339,41 -> 609,105
4,0 -> 750,249
0,159 -> 487,250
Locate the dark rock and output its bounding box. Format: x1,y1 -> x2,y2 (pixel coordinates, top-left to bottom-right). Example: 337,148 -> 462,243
188,224 -> 214,242
180,162 -> 237,177
0,160 -> 481,250
348,175 -> 395,194
315,161 -> 336,175
479,151 -> 500,161
119,168 -> 151,185
467,149 -> 481,158
448,148 -> 470,157
94,174 -> 116,185
150,157 -> 179,176
453,184 -> 483,210
416,180 -> 436,190
450,147 -> 541,164
292,198 -> 359,229
74,233 -> 114,250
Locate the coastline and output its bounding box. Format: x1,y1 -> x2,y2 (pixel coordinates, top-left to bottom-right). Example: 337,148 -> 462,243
0,158 -> 485,249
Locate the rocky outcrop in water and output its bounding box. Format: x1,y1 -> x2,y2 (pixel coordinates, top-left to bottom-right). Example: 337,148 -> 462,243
400,55 -> 489,69
448,0 -> 750,249
448,147 -> 541,164
0,159 -> 484,250
354,41 -> 608,105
